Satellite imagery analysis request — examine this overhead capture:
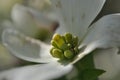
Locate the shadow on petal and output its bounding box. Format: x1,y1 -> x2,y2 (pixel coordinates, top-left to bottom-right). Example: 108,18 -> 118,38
2,29 -> 56,63
0,63 -> 73,80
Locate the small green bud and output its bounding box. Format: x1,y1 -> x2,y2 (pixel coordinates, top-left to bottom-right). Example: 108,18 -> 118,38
61,36 -> 66,43
74,47 -> 79,54
60,44 -> 69,51
64,50 -> 74,59
64,33 -> 72,43
50,47 -> 55,55
67,43 -> 72,49
52,49 -> 64,59
51,40 -> 58,48
73,36 -> 78,47
52,33 -> 65,48
52,33 -> 61,41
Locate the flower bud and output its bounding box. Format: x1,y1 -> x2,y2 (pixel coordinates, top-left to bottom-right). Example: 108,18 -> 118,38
64,50 -> 74,59
64,33 -> 72,43
52,49 -> 64,59
60,44 -> 69,51
74,47 -> 79,54
73,36 -> 78,47
50,33 -> 80,61
67,43 -> 72,49
52,33 -> 65,48
51,40 -> 58,48
50,47 -> 55,55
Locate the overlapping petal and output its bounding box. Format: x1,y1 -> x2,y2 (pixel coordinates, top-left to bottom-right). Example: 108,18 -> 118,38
2,29 -> 56,63
11,4 -> 56,38
83,14 -> 120,48
51,0 -> 106,38
0,63 -> 73,80
72,14 -> 120,62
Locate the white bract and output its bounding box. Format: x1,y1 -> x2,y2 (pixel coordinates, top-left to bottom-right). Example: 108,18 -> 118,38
1,0 -> 120,80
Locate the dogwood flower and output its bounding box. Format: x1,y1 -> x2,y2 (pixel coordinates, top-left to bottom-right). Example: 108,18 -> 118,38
1,0 -> 120,80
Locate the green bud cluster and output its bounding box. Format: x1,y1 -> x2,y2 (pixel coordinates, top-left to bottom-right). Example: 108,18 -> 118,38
50,33 -> 79,61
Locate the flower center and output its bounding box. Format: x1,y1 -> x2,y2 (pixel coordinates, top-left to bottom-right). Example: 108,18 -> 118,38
50,32 -> 79,61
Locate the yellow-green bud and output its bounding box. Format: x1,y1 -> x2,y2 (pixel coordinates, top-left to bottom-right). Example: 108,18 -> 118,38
60,44 -> 69,51
74,47 -> 79,54
51,40 -> 58,48
52,33 -> 65,48
67,43 -> 72,49
50,32 -> 80,61
64,33 -> 72,43
61,36 -> 66,43
50,47 -> 55,55
64,50 -> 74,59
52,49 -> 64,59
73,36 -> 78,47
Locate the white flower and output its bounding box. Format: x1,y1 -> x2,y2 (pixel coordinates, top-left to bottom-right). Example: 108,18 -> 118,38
1,0 -> 120,80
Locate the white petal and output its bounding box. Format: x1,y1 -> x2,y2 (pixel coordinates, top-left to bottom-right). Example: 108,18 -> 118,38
11,4 -> 56,37
0,63 -> 73,80
94,48 -> 120,80
2,29 -> 55,63
83,14 -> 120,48
72,14 -> 120,63
48,11 -> 67,34
0,20 -> 17,41
51,0 -> 106,38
